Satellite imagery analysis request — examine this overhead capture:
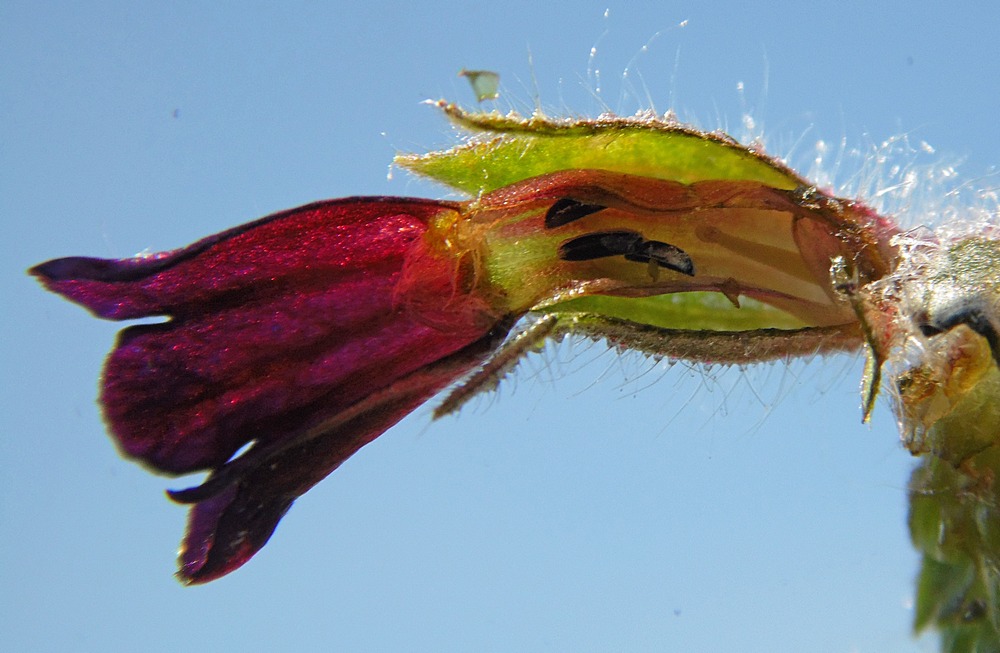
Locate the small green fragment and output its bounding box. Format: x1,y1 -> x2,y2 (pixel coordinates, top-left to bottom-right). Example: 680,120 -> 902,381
459,69 -> 500,102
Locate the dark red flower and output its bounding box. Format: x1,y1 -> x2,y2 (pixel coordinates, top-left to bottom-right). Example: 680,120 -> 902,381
31,197 -> 507,583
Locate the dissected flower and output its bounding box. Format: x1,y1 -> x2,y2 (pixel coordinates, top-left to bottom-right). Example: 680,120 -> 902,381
32,104 -> 903,583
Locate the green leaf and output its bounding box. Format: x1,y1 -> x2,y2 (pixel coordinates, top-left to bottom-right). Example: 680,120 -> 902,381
913,555 -> 976,632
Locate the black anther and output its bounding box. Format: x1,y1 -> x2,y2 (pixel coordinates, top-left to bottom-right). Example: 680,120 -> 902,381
544,198 -> 607,228
624,240 -> 695,276
557,230 -> 645,261
558,231 -> 695,277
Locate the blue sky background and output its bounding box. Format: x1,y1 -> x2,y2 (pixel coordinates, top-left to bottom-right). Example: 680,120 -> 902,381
3,2 -> 999,652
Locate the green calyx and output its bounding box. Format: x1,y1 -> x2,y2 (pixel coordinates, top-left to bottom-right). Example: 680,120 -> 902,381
396,102 -> 806,194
